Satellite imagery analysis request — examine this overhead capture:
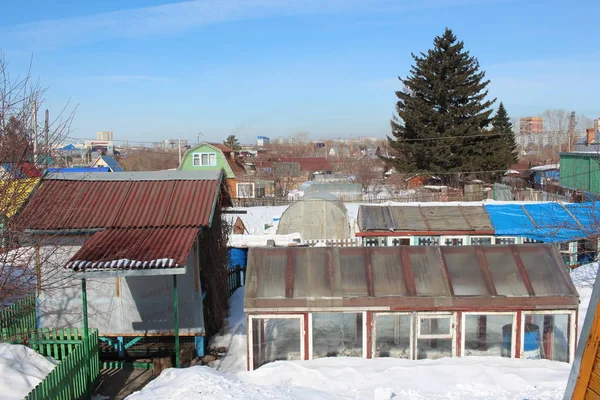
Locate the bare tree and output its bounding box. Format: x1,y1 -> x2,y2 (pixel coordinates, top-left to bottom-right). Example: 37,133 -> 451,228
338,156 -> 384,193
118,149 -> 179,171
0,54 -> 74,309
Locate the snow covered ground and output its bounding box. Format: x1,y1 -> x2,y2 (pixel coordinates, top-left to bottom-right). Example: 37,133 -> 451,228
126,263 -> 598,400
0,343 -> 57,400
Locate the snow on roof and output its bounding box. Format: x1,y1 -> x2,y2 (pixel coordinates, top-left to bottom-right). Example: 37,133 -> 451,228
530,164 -> 559,171
228,233 -> 302,248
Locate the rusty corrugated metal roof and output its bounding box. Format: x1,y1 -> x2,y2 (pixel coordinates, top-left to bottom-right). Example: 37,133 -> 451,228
358,205 -> 494,233
244,244 -> 579,311
67,227 -> 199,270
17,170 -> 226,230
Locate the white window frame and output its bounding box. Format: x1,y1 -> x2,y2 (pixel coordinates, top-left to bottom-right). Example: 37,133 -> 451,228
415,312 -> 456,359
416,236 -> 440,246
236,182 -> 255,199
389,237 -> 412,247
309,311 -> 367,360
372,312 -> 413,359
494,236 -> 518,245
461,312 -> 517,358
192,152 -> 217,167
248,314 -> 305,370
441,235 -> 467,246
520,310 -> 576,363
469,236 -> 495,246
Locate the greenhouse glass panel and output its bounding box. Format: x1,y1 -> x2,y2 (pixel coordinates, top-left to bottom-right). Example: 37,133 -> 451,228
411,249 -> 450,296
519,249 -> 571,296
371,250 -> 407,297
374,314 -> 411,358
252,317 -> 302,368
312,313 -> 363,358
522,313 -> 570,362
463,314 -> 514,357
444,250 -> 489,296
484,251 -> 528,296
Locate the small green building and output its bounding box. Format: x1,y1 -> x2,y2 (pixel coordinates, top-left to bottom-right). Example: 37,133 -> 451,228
560,152 -> 600,194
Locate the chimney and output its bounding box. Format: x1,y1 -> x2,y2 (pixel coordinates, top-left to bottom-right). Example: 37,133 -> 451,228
587,128 -> 595,145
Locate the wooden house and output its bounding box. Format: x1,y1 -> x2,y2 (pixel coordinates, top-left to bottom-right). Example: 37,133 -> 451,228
15,170 -> 232,359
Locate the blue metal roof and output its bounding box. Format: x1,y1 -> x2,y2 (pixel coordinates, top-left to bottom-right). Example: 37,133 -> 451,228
98,156 -> 124,172
47,167 -> 110,173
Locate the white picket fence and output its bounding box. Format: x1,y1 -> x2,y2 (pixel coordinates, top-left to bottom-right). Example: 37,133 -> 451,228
304,238 -> 361,247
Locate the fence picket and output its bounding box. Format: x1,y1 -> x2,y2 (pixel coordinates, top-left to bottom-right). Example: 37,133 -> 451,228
15,328 -> 100,400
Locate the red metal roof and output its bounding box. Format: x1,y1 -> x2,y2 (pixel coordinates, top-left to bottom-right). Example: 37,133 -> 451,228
67,227 -> 199,270
210,143 -> 233,153
17,174 -> 225,230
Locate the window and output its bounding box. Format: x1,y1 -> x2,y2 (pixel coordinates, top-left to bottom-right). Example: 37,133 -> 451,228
312,313 -> 364,358
443,236 -> 465,246
416,313 -> 454,360
417,236 -> 439,246
495,237 -> 516,245
364,237 -> 386,247
557,242 -> 576,266
374,313 -> 412,358
237,183 -> 255,199
471,237 -> 493,245
391,238 -> 411,246
463,313 -> 515,357
192,152 -> 217,166
250,315 -> 304,369
523,237 -> 543,244
521,312 -> 573,362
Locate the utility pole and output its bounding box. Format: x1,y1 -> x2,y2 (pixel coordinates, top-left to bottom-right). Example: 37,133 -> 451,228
32,100 -> 38,166
567,111 -> 576,153
178,137 -> 182,165
44,109 -> 49,170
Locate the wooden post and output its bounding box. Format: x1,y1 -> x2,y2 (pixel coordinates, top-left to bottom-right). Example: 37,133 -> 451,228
173,275 -> 180,368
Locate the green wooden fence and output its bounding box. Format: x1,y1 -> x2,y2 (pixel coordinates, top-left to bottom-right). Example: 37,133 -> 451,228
0,294 -> 37,340
8,328 -> 100,400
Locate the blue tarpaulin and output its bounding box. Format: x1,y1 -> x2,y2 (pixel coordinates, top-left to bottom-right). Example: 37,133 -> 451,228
484,202 -> 600,243
47,167 -> 110,173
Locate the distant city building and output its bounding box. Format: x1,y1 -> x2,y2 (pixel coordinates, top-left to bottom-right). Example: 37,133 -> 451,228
96,131 -> 114,141
84,140 -> 114,155
519,117 -> 543,134
257,136 -> 270,147
160,139 -> 188,150
594,118 -> 600,132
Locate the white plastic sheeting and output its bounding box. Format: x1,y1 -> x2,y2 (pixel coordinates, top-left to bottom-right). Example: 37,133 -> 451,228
276,193 -> 351,240
37,237 -> 205,335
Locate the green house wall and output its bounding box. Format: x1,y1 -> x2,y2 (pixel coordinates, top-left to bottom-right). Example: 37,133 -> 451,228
178,143 -> 235,178
560,153 -> 600,194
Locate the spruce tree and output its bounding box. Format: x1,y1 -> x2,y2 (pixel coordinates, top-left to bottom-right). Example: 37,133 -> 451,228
223,135 -> 241,151
385,28 -> 496,181
491,102 -> 518,168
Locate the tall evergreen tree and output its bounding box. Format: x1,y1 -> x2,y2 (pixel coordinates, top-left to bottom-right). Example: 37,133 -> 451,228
223,135 -> 241,150
385,28 -> 497,181
491,102 -> 518,167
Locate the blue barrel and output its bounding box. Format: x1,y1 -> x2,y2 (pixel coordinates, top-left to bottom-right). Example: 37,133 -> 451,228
523,323 -> 541,359
228,248 -> 248,270
502,323 -> 540,358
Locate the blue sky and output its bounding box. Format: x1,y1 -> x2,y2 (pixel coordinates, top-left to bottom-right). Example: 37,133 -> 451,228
1,0 -> 599,144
